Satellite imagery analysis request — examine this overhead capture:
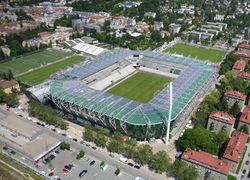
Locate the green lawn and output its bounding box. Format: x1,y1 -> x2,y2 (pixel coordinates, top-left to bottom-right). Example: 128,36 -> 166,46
107,72 -> 171,103
17,55 -> 85,85
0,153 -> 43,180
227,175 -> 237,180
0,49 -> 72,75
166,43 -> 225,63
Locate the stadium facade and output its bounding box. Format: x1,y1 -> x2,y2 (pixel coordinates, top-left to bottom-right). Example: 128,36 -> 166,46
44,49 -> 216,139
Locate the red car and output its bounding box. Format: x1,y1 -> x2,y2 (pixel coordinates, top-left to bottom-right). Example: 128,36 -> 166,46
48,172 -> 54,176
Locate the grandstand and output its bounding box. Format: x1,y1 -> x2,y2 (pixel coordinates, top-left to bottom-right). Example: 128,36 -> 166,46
64,38 -> 106,56
48,49 -> 216,139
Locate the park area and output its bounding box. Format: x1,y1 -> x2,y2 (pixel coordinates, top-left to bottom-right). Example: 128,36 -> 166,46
0,49 -> 72,75
107,72 -> 171,103
165,43 -> 226,63
17,55 -> 85,85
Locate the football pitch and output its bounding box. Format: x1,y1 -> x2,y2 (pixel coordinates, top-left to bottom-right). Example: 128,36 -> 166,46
166,43 -> 225,63
0,49 -> 72,75
17,56 -> 85,85
107,72 -> 171,103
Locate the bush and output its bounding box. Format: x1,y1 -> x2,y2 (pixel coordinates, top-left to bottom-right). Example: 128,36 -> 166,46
76,150 -> 85,159
60,142 -> 70,151
115,168 -> 120,176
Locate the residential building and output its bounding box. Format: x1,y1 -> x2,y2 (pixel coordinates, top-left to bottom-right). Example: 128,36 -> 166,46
222,131 -> 248,172
238,106 -> 250,130
234,51 -> 250,63
0,80 -> 20,94
153,21 -> 164,31
238,43 -> 250,52
169,23 -> 181,34
232,60 -> 246,75
237,72 -> 250,82
214,14 -> 225,21
182,149 -> 230,180
144,12 -> 156,19
224,90 -> 246,110
207,111 -> 235,135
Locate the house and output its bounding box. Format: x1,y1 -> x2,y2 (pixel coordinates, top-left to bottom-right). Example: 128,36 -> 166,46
207,111 -> 235,135
232,60 -> 246,75
237,72 -> 250,82
144,12 -> 156,19
153,21 -> 164,31
222,131 -> 248,172
238,43 -> 250,52
169,23 -> 182,34
224,90 -> 247,110
0,79 -> 20,94
214,14 -> 225,22
238,106 -> 250,131
119,1 -> 142,8
182,149 -> 230,180
234,51 -> 250,63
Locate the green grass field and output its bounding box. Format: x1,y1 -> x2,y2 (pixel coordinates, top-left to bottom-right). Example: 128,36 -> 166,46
0,49 -> 72,75
18,55 -> 85,85
0,153 -> 43,180
108,72 -> 171,103
166,43 -> 225,63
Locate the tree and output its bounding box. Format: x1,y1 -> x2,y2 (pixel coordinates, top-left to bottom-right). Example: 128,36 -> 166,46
179,127 -> 219,155
229,102 -> 241,117
76,150 -> 85,159
84,128 -> 95,142
60,142 -> 70,151
150,30 -> 162,42
136,144 -> 153,165
94,133 -> 108,148
239,125 -> 249,134
9,40 -> 23,56
168,160 -> 198,180
7,70 -> 14,80
107,139 -> 123,153
148,151 -> 171,173
0,90 -> 8,103
115,168 -> 120,176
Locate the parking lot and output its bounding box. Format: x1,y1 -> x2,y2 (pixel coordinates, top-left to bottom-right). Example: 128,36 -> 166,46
39,147 -> 135,180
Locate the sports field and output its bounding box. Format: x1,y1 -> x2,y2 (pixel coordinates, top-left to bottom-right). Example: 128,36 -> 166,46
18,55 -> 85,85
0,49 -> 72,75
166,43 -> 225,63
108,72 -> 171,103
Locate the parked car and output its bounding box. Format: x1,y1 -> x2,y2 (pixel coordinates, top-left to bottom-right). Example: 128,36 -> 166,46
89,160 -> 95,166
109,154 -> 114,158
134,165 -> 140,169
79,170 -> 87,177
128,162 -> 134,167
92,146 -> 97,150
72,138 -> 78,142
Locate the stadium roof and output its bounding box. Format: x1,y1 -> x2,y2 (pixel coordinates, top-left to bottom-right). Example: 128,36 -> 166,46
50,49 -> 216,125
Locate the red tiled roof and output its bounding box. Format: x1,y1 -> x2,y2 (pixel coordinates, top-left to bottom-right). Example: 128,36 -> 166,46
234,51 -> 250,59
233,60 -> 246,71
238,72 -> 250,80
240,106 -> 250,125
182,149 -> 230,175
0,80 -> 18,89
238,44 -> 250,49
224,90 -> 247,101
210,111 -> 235,125
223,131 -> 248,163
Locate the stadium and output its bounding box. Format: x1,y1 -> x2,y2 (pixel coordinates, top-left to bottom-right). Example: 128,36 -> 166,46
46,49 -> 216,139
